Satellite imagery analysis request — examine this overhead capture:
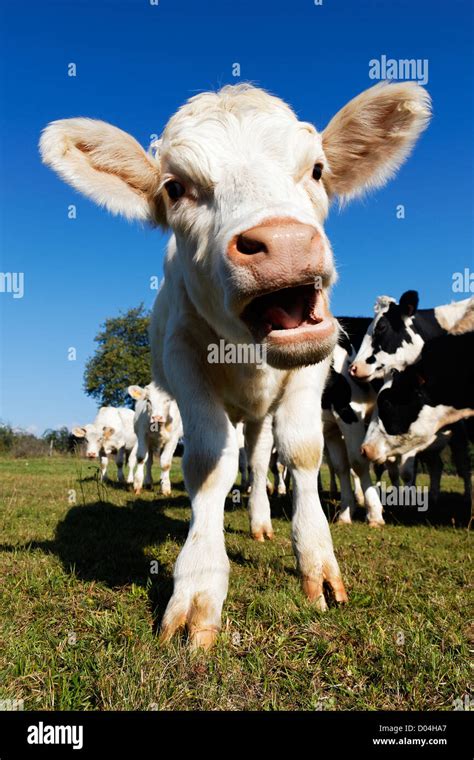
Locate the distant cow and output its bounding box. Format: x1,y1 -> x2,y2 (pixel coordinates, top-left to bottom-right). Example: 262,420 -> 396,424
41,81 -> 430,648
322,338 -> 385,526
128,383 -> 183,496
361,333 -> 474,466
72,407 -> 137,483
350,291 -> 473,382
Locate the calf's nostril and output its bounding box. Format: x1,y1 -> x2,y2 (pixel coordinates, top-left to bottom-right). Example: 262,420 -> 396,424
236,234 -> 267,255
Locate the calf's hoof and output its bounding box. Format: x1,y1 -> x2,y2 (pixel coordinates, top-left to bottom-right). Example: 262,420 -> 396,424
159,592 -> 220,651
301,568 -> 348,611
337,513 -> 352,525
368,519 -> 385,528
251,524 -> 274,542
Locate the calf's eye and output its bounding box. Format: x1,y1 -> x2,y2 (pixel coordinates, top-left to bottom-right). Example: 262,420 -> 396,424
164,180 -> 185,201
312,163 -> 323,181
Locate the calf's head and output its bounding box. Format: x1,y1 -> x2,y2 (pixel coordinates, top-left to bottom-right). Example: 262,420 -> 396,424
350,290 -> 422,381
41,83 -> 430,369
360,366 -> 433,462
128,383 -> 168,424
72,423 -> 120,457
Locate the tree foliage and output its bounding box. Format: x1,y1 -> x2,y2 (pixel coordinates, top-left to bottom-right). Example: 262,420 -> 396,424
84,304 -> 151,408
42,426 -> 74,453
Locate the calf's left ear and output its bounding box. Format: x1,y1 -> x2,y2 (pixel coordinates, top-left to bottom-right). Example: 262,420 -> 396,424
399,290 -> 419,316
322,82 -> 431,202
102,427 -> 115,439
128,385 -> 146,400
40,118 -> 165,224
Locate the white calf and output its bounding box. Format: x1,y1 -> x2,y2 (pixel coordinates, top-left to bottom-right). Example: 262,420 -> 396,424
72,407 -> 137,483
128,383 -> 183,496
41,81 -> 430,648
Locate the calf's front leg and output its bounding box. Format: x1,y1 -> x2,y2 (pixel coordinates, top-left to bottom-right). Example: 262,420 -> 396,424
159,427 -> 181,496
159,363 -> 237,649
126,443 -> 138,485
335,417 -> 385,527
115,446 -> 126,483
323,426 -> 356,524
245,415 -> 274,541
274,368 -> 347,609
144,446 -> 154,489
99,455 -> 108,482
133,437 -> 149,494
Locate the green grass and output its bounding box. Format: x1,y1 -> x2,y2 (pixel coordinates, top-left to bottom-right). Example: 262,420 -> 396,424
0,455 -> 471,711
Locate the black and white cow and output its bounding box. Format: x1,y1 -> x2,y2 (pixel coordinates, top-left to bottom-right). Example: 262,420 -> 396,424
322,317 -> 386,525
350,291 -> 473,382
361,333 -> 474,470
323,316 -> 472,515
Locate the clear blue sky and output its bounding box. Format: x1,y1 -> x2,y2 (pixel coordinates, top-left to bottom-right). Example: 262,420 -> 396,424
0,0 -> 473,434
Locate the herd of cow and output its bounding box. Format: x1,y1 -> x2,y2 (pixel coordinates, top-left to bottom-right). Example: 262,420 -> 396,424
40,81 -> 473,648
72,384 -> 183,495
72,290 -> 474,531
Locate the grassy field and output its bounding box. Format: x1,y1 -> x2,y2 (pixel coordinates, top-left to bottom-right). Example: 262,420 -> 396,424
0,454 -> 471,711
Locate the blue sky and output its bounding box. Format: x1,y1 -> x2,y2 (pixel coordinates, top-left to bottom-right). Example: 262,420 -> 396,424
0,0 -> 473,434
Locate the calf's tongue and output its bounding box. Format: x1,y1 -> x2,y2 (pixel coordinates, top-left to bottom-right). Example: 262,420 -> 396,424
263,300 -> 304,329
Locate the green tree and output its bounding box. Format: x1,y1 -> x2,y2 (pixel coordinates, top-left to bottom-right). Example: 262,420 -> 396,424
0,423 -> 14,452
84,304 -> 151,408
42,426 -> 72,453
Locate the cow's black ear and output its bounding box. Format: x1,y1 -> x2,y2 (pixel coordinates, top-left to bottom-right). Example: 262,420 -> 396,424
399,290 -> 419,317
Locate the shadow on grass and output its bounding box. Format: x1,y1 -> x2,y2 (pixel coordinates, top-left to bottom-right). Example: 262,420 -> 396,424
1,481 -> 469,636
320,489 -> 471,527
0,495 -> 193,631
257,488 -> 470,528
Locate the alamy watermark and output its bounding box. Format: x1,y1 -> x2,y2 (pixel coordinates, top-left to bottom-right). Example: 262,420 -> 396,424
0,271 -> 24,299
369,55 -> 429,85
452,268 -> 474,293
452,695 -> 473,711
378,482 -> 428,512
0,698 -> 24,710
27,721 -> 83,750
208,339 -> 267,367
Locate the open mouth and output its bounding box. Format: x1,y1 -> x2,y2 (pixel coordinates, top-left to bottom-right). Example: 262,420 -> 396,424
241,283 -> 333,343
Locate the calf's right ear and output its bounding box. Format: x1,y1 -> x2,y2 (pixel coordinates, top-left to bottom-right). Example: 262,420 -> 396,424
72,427 -> 87,438
128,385 -> 146,400
39,118 -> 165,224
